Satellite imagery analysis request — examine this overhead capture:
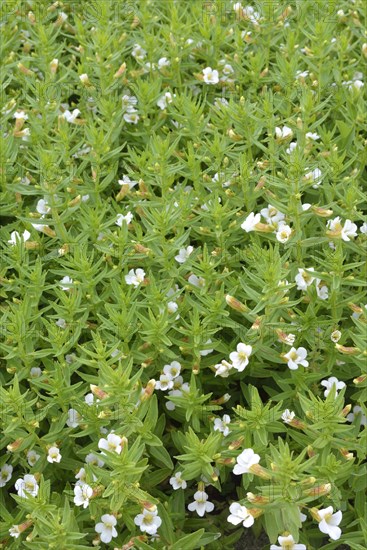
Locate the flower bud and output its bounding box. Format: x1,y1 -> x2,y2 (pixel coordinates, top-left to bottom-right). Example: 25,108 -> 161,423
339,448 -> 354,460
335,344 -> 360,355
348,303 -> 363,314
228,437 -> 244,450
303,483 -> 331,497
363,44 -> 367,58
90,385 -> 109,400
341,404 -> 352,417
250,464 -> 272,479
50,59 -> 59,74
225,294 -> 248,312
216,457 -> 235,466
251,317 -> 262,330
79,73 -> 90,85
114,62 -> 127,78
18,63 -> 34,76
246,492 -> 269,504
134,243 -> 151,254
68,195 -> 81,207
353,374 -> 367,384
247,507 -> 263,519
7,438 -> 23,452
312,206 -> 333,217
140,380 -> 156,401
227,129 -> 242,141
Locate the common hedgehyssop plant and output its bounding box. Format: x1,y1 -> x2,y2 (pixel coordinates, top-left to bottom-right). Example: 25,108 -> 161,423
0,1 -> 366,549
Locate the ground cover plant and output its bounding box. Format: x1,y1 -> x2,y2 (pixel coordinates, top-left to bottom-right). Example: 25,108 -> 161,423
0,0 -> 366,548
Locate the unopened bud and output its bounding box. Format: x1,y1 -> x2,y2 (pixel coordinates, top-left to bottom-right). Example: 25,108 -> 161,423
7,438 -> 23,452
335,344 -> 360,355
300,476 -> 316,486
250,464 -> 272,479
247,507 -> 263,519
90,385 -> 109,400
246,492 -> 269,504
353,374 -> 367,384
363,44 -> 367,58
114,62 -> 127,78
341,404 -> 352,416
348,303 -> 363,314
216,457 -> 235,466
41,226 -> 57,238
225,295 -> 248,312
211,393 -> 231,405
307,446 -> 315,458
134,243 -> 150,254
50,59 -> 59,74
18,63 -> 34,76
304,483 -> 331,497
255,222 -> 274,233
312,206 -> 333,217
68,195 -> 81,207
251,317 -> 262,330
141,380 -> 155,401
340,448 -> 354,460
228,437 -> 244,450
227,129 -> 242,141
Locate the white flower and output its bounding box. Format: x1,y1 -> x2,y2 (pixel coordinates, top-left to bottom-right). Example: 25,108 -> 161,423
131,43 -> 147,60
275,126 -> 293,140
214,97 -> 229,108
315,279 -> 328,300
283,333 -> 296,346
8,230 -> 31,245
306,132 -> 320,141
74,483 -> 93,508
134,506 -> 162,535
260,205 -> 285,226
295,267 -> 315,290
167,301 -> 179,317
66,408 -> 82,428
85,453 -> 104,467
158,57 -> 170,69
85,393 -> 96,405
347,405 -> 367,426
59,276 -> 73,290
214,414 -> 231,436
26,450 -> 40,467
281,409 -> 295,424
317,507 -> 342,540
233,448 -> 260,475
123,112 -> 140,124
200,339 -> 214,356
157,91 -> 175,109
125,268 -> 145,286
36,198 -> 51,215
15,474 -> 39,498
155,373 -> 174,391
14,110 -> 28,120
302,203 -> 312,211
175,245 -> 194,263
121,94 -> 138,112
166,377 -> 190,410
330,330 -> 341,343
0,464 -> 13,487
276,222 -> 292,243
214,359 -> 233,377
202,67 -> 219,84
62,109 -> 80,123
320,377 -> 346,398
286,141 -> 297,154
284,347 -> 309,370
95,514 -> 118,543
327,217 -> 357,241
349,79 -> 364,91
341,219 -> 358,241
270,534 -> 306,550
241,212 -> 260,232
47,446 -> 62,463
98,433 -> 123,455
360,222 -> 367,234
30,367 -> 42,378
169,471 -> 187,490
227,503 -> 254,528
118,175 -> 138,189
229,343 -> 252,372
188,274 -> 205,288
9,525 -> 21,538
56,318 -> 66,329
163,361 -> 181,379
187,491 -> 214,516
58,11 -> 68,22
116,212 -> 133,226
304,168 -> 322,187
